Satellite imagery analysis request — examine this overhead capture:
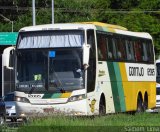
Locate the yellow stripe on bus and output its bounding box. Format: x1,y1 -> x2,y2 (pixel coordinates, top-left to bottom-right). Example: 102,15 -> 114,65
119,63 -> 156,111
60,93 -> 72,98
119,63 -> 130,111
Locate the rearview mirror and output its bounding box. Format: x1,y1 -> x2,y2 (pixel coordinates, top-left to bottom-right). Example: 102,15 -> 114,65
83,44 -> 90,69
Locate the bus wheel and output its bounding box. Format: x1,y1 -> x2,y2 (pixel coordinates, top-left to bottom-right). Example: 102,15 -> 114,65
136,96 -> 144,113
99,95 -> 106,115
143,102 -> 148,112
143,94 -> 148,111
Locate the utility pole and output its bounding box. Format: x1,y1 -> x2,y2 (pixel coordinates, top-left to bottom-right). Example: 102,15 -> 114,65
32,0 -> 36,25
52,0 -> 54,24
11,21 -> 13,32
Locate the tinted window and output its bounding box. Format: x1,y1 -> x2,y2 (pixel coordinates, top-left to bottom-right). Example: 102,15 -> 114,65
87,30 -> 96,92
115,37 -> 127,61
96,31 -> 154,64
142,42 -> 148,61
97,34 -> 107,61
125,40 -> 135,61
146,41 -> 154,63
110,38 -> 117,60
134,40 -> 143,62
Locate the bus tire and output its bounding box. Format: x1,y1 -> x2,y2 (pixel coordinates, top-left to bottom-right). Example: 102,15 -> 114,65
136,95 -> 144,113
99,94 -> 106,115
143,93 -> 148,111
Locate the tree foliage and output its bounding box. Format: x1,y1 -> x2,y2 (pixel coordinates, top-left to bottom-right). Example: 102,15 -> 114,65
0,0 -> 159,56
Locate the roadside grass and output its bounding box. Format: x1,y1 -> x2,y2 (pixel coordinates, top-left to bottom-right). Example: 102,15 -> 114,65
17,113 -> 160,132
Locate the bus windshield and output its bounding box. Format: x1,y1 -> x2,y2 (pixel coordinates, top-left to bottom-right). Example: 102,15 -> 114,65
156,63 -> 160,83
16,49 -> 84,93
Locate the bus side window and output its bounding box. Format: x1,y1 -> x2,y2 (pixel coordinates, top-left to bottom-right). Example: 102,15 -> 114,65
116,37 -> 127,61
142,41 -> 148,62
105,37 -> 111,59
134,40 -> 142,62
112,38 -> 117,60
125,40 -> 135,61
97,33 -> 107,61
107,37 -> 117,60
146,41 -> 154,64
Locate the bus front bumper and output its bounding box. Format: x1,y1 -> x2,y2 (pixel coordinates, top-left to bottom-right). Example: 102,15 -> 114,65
15,99 -> 88,117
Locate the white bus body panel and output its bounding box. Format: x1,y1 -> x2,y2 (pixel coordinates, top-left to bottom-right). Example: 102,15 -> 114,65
97,61 -> 115,113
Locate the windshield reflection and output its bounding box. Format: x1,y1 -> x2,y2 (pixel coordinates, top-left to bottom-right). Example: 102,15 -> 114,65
16,49 -> 84,93
49,50 -> 84,91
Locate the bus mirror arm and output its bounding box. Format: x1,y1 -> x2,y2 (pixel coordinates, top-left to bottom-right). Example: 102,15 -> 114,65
83,44 -> 90,70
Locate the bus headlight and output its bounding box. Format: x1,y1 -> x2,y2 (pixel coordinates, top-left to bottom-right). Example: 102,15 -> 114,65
15,96 -> 30,103
68,94 -> 85,102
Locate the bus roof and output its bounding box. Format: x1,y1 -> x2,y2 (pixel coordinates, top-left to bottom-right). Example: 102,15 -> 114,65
80,22 -> 128,30
19,22 -> 152,39
19,23 -> 95,32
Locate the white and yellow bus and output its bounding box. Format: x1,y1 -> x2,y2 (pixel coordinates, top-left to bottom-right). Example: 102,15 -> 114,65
8,22 -> 156,118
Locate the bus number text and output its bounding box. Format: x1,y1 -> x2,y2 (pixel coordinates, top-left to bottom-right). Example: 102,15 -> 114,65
129,67 -> 144,76
147,68 -> 155,76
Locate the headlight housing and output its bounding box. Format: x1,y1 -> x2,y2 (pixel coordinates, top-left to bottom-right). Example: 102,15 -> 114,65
14,96 -> 30,103
68,94 -> 85,102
